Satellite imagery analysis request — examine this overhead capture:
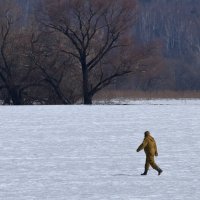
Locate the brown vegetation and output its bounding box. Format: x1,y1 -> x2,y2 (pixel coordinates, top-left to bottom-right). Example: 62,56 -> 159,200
94,90 -> 200,101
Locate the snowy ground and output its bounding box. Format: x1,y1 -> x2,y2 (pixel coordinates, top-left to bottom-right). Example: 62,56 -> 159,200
0,100 -> 200,200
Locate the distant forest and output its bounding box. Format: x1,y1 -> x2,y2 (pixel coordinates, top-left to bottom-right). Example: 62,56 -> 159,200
131,0 -> 200,91
0,0 -> 200,105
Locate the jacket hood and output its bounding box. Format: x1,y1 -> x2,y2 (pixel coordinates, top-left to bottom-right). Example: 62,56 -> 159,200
145,134 -> 154,141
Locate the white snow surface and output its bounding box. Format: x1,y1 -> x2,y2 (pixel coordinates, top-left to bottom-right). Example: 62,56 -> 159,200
0,100 -> 200,200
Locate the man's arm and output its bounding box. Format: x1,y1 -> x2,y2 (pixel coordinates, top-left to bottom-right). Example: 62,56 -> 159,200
154,141 -> 158,156
136,138 -> 148,152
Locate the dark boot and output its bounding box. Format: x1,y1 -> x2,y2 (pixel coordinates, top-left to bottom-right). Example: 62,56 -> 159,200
157,168 -> 163,176
141,170 -> 148,175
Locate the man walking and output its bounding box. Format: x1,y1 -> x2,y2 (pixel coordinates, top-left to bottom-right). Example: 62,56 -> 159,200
136,131 -> 163,175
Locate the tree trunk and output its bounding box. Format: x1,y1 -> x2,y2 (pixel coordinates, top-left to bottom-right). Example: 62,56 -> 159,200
9,88 -> 23,105
82,62 -> 92,105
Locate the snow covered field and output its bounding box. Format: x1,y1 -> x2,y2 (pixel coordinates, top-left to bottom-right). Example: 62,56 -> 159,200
0,100 -> 200,200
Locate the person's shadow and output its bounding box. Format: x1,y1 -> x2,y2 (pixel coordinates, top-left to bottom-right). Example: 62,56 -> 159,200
111,173 -> 138,177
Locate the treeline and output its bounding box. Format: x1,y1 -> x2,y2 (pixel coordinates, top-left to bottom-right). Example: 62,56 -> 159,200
2,0 -> 198,105
0,0 -> 160,105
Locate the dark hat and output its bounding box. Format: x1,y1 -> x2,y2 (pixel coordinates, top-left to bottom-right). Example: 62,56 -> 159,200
144,131 -> 150,137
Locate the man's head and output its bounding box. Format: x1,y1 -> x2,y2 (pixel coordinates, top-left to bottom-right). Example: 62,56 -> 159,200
144,131 -> 150,137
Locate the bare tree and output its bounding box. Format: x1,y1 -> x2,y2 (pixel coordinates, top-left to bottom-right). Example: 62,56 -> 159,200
0,1 -> 83,105
0,2 -> 38,105
41,0 -> 145,104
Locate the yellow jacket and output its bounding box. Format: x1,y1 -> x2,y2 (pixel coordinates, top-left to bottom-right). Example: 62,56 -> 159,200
137,135 -> 158,156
